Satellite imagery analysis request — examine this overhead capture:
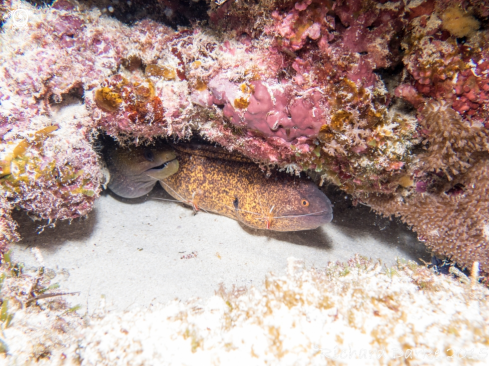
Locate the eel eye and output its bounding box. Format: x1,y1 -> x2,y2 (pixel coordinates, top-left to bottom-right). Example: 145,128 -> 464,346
144,149 -> 154,162
301,199 -> 309,207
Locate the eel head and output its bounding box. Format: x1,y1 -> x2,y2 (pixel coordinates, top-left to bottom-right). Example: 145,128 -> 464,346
241,175 -> 333,231
105,143 -> 179,198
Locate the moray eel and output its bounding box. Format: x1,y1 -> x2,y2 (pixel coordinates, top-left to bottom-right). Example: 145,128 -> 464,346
159,143 -> 333,231
104,143 -> 179,198
105,142 -> 333,230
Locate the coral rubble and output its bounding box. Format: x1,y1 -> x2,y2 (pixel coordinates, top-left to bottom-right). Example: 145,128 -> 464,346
2,256 -> 489,365
1,0 -> 489,271
0,252 -> 84,362
0,194 -> 19,254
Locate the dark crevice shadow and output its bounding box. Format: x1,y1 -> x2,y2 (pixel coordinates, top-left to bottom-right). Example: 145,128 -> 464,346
321,184 -> 431,262
11,207 -> 98,253
237,222 -> 333,250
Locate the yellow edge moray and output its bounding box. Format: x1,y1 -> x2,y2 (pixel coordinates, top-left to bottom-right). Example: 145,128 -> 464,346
105,142 -> 333,231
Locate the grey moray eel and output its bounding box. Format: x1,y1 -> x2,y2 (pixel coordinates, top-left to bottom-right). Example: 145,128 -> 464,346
104,143 -> 179,199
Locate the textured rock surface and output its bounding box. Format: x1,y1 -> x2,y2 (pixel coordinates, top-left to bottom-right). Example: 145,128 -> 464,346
1,255 -> 488,365
1,0 -> 489,271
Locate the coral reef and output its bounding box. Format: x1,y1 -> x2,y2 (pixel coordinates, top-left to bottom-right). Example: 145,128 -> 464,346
365,158 -> 489,274
2,256 -> 489,365
1,0 -> 489,271
0,194 -> 19,254
441,6 -> 480,38
0,101 -> 102,246
417,101 -> 489,177
399,9 -> 489,124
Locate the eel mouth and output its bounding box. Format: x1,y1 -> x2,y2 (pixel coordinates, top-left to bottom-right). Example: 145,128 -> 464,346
150,158 -> 177,171
145,158 -> 179,180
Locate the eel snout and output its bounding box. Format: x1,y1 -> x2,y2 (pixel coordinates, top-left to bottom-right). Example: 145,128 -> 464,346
258,179 -> 333,231
291,186 -> 333,230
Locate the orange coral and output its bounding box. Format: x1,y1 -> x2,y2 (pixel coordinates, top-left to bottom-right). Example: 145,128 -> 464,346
233,97 -> 249,109
315,78 -> 418,194
93,74 -> 168,138
441,6 -> 480,38
0,125 -> 59,178
94,87 -> 123,113
145,64 -> 176,80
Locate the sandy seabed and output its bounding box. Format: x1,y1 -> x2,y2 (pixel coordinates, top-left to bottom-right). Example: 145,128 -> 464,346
10,185 -> 428,311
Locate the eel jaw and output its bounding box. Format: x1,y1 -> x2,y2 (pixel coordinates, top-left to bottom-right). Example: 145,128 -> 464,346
145,158 -> 179,180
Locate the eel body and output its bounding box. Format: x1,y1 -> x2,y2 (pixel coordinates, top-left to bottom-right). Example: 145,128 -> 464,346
159,144 -> 333,231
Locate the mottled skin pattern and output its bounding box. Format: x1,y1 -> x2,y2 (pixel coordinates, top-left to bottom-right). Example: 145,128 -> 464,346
160,144 -> 333,231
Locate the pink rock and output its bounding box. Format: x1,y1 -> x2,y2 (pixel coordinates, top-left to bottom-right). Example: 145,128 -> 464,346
208,77 -> 326,142
208,77 -> 239,106
386,161 -> 404,171
351,145 -> 368,154
295,0 -> 311,11
297,144 -> 310,153
347,58 -> 376,87
395,84 -> 425,108
416,181 -> 428,193
190,89 -> 213,108
306,23 -> 321,40
52,0 -> 75,10
408,0 -> 435,20
341,25 -> 368,54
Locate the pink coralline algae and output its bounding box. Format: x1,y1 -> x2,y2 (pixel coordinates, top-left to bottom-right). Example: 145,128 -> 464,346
207,78 -> 325,141
266,0 -> 406,85
399,27 -> 489,125
1,0 -> 489,272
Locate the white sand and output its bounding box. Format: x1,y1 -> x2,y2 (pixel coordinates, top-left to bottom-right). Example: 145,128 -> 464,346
9,185 -> 429,313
